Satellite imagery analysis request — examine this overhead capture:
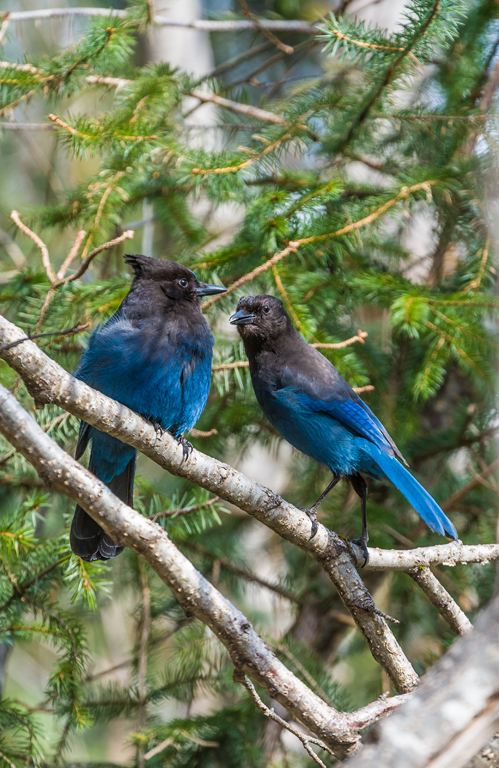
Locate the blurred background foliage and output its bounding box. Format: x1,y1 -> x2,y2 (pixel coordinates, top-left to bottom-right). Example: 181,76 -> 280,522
0,0 -> 497,764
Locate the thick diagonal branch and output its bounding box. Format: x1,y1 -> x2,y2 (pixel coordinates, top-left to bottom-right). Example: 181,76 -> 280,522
0,380 -> 360,759
0,313 -> 418,693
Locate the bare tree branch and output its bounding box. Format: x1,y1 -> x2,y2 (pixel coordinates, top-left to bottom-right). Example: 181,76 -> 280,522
188,90 -> 287,125
410,567 -> 473,635
345,593 -> 499,768
7,8 -> 316,34
236,673 -> 332,767
0,380 -> 362,760
0,313 -> 421,694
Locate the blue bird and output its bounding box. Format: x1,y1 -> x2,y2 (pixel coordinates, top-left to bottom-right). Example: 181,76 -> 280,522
71,254 -> 226,561
230,295 -> 457,564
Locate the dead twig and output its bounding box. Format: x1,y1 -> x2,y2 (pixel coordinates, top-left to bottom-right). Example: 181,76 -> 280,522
236,673 -> 333,767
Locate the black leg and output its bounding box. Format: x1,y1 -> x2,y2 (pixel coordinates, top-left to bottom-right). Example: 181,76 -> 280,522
350,474 -> 369,567
303,474 -> 341,540
175,434 -> 193,464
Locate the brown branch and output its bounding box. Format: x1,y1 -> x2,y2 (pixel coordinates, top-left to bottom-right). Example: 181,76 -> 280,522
10,210 -> 56,284
202,181 -> 436,309
441,459 -> 499,512
188,90 -> 287,125
66,230 -> 135,283
238,0 -> 293,54
190,427 -> 218,437
56,230 -> 86,280
0,324 -> 88,355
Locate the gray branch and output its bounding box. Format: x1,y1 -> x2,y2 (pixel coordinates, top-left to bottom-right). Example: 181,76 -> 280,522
410,567 -> 473,635
345,592 -> 499,768
7,8 -> 317,34
0,380 -> 360,760
0,313 -> 419,693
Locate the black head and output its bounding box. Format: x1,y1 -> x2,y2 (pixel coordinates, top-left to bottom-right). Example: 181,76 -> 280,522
229,295 -> 292,346
124,254 -> 226,303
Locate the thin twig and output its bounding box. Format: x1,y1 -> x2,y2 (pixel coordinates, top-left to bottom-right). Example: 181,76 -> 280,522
188,90 -> 287,125
0,324 -> 88,355
236,673 -> 332,767
10,210 -> 56,284
8,8 -> 317,34
66,230 -> 134,283
267,641 -> 332,702
180,540 -> 302,604
0,13 -> 11,45
151,496 -> 221,520
462,236 -> 491,293
190,427 -> 218,437
56,230 -> 86,280
441,458 -> 499,512
238,0 -> 293,54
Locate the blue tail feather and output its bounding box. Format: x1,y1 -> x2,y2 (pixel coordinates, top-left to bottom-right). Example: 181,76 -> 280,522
370,450 -> 458,540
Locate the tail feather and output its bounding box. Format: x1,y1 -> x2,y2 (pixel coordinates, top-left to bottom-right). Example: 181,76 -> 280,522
372,451 -> 457,540
70,454 -> 136,562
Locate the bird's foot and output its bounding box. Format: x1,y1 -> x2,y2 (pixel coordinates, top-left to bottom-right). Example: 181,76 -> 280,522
176,434 -> 193,464
349,534 -> 369,568
299,506 -> 319,540
153,422 -> 165,437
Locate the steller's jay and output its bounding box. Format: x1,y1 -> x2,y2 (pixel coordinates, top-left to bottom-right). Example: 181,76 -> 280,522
71,254 -> 226,562
230,294 -> 457,564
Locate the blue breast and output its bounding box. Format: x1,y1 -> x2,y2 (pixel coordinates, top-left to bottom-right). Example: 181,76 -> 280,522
77,316 -> 213,438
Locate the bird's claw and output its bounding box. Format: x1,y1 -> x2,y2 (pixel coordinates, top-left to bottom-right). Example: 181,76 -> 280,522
350,536 -> 369,568
299,506 -> 319,540
152,421 -> 165,439
176,434 -> 193,464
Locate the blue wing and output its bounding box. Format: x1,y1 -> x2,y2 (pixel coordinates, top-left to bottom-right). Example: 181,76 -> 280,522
279,357 -> 407,464
296,394 -> 395,455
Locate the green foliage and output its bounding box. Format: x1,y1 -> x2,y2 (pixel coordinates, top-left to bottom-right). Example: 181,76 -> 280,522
0,0 -> 497,764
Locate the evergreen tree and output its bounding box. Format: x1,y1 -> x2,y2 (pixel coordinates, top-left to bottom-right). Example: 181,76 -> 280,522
0,0 -> 497,764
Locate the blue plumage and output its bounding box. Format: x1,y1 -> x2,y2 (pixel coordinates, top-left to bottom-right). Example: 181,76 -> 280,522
71,254 -> 226,561
230,295 -> 457,562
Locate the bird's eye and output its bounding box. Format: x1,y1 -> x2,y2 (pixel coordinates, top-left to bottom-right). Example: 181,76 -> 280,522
263,305 -> 270,314
178,278 -> 188,288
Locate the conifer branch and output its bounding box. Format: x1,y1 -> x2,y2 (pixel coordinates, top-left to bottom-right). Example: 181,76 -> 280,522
202,181 -> 436,309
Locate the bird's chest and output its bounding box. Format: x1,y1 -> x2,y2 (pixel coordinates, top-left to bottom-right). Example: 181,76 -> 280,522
81,317 -> 213,432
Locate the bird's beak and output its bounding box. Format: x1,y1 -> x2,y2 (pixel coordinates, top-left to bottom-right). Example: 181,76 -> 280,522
195,282 -> 227,297
229,309 -> 256,325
